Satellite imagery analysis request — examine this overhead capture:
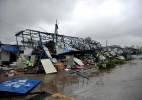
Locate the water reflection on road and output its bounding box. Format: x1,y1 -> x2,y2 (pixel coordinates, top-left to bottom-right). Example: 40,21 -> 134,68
42,60 -> 142,100
36,60 -> 142,100
71,60 -> 142,100
1,59 -> 142,100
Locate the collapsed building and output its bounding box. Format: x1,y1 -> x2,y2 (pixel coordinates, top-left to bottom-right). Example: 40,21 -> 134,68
0,44 -> 18,65
15,29 -> 102,74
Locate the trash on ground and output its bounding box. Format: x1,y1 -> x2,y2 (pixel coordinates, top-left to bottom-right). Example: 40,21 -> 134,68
44,92 -> 76,100
1,70 -> 18,76
26,91 -> 51,100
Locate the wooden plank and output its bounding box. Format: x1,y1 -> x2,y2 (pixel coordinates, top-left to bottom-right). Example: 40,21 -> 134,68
43,46 -> 52,58
73,58 -> 84,66
20,53 -> 26,61
30,55 -> 38,63
41,59 -> 57,74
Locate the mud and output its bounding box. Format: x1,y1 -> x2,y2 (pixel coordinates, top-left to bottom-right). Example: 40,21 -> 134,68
1,60 -> 142,100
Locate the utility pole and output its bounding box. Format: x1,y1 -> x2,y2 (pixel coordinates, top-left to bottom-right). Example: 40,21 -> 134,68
54,19 -> 58,53
55,19 -> 58,35
106,40 -> 108,51
106,40 -> 107,47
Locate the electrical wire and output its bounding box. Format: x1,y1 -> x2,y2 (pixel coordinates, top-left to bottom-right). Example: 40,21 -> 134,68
0,19 -> 25,29
36,25 -> 47,32
0,19 -> 26,44
0,37 -> 21,43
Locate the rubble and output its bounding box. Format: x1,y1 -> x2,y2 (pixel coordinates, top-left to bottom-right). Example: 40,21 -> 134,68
0,29 -> 141,100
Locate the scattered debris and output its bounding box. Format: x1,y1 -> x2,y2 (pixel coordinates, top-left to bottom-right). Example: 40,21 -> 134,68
0,91 -> 50,98
44,92 -> 76,100
54,62 -> 65,70
26,91 -> 51,100
1,70 -> 18,76
69,70 -> 89,79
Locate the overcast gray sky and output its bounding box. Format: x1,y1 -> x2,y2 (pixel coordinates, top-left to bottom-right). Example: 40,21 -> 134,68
0,0 -> 142,47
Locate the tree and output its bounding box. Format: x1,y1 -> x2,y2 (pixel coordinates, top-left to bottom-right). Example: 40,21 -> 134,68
85,37 -> 91,43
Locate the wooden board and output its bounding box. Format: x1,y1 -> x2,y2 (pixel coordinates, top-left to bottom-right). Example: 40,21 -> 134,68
30,55 -> 38,63
41,59 -> 57,74
73,58 -> 84,66
43,46 -> 52,58
20,53 -> 26,61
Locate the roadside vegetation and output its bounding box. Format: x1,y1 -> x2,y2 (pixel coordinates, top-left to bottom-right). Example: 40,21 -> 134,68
97,59 -> 125,69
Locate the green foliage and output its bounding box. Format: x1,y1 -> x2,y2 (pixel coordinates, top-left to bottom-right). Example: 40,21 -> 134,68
125,58 -> 132,61
114,59 -> 124,64
97,59 -> 124,69
97,62 -> 103,69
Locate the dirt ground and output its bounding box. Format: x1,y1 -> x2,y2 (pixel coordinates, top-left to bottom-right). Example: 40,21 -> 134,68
1,59 -> 142,100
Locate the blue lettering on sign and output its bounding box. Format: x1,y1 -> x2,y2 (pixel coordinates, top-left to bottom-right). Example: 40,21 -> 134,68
0,78 -> 41,94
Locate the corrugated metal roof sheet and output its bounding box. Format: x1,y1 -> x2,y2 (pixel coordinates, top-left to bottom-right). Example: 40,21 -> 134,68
2,45 -> 18,52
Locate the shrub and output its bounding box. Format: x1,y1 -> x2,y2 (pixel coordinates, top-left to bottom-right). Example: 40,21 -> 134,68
97,59 -> 124,69
114,59 -> 124,64
97,62 -> 103,69
125,58 -> 132,61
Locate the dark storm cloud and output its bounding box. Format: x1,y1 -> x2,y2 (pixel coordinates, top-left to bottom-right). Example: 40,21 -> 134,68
0,0 -> 77,43
0,0 -> 142,47
0,0 -> 77,25
63,0 -> 142,47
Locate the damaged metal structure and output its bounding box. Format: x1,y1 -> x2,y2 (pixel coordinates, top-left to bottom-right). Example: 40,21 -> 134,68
15,29 -> 102,73
0,44 -> 18,65
15,29 -> 102,52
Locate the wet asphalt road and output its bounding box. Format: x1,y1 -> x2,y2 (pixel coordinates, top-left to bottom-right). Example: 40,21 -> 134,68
0,59 -> 142,100
74,60 -> 142,100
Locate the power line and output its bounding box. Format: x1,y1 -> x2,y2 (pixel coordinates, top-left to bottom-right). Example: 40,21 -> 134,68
0,37 -> 21,43
0,19 -> 26,29
36,25 -> 47,32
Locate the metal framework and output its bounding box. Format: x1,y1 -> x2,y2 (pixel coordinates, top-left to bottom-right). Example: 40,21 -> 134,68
15,29 -> 102,54
15,29 -> 103,73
